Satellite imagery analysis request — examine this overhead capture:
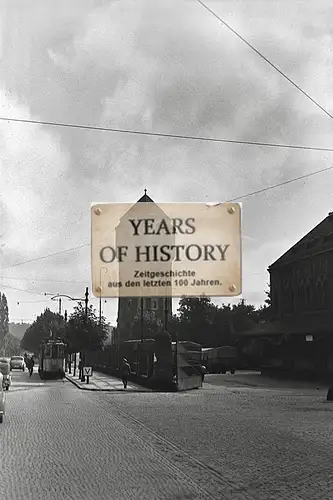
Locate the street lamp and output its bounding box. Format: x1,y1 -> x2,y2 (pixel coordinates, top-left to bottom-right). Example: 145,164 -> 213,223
44,293 -> 63,316
45,291 -> 89,381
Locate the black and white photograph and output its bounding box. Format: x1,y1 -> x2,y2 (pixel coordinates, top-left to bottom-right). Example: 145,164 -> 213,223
1,1 -> 333,499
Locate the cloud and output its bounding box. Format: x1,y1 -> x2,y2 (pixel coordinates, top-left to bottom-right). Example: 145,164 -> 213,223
1,1 -> 333,323
0,87 -> 74,262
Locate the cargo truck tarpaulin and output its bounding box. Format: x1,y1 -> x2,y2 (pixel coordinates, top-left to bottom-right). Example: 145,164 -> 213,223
173,341 -> 203,391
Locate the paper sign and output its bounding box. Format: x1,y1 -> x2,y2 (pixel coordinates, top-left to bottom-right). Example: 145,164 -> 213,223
91,202 -> 241,298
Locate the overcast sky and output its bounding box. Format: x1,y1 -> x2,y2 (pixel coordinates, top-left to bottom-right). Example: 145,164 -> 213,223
1,0 -> 333,326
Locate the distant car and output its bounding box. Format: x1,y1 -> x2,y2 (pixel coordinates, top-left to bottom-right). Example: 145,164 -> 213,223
10,356 -> 25,371
0,373 -> 5,423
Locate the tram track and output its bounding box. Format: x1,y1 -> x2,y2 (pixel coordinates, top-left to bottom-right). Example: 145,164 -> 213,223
83,389 -> 333,499
84,392 -> 247,499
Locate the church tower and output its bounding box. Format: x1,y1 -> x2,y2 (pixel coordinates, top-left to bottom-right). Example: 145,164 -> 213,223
116,191 -> 173,341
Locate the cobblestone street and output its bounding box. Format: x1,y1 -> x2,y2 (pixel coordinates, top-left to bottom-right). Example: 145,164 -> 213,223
1,369 -> 333,499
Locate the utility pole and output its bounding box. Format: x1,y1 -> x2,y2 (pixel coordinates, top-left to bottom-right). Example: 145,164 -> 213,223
99,267 -> 108,325
64,309 -> 71,374
138,296 -> 144,375
45,293 -> 62,316
164,297 -> 177,386
85,287 -> 89,319
140,297 -> 144,343
45,292 -> 86,378
99,292 -> 102,325
81,287 -> 89,382
164,298 -> 168,331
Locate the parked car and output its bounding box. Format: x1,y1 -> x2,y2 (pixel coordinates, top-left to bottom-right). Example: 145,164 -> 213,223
0,358 -> 11,390
10,356 -> 25,371
0,372 -> 5,423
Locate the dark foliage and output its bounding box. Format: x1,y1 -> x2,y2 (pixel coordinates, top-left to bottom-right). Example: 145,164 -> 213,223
66,303 -> 109,353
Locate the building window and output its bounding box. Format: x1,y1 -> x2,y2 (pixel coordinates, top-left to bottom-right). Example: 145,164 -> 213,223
145,298 -> 151,310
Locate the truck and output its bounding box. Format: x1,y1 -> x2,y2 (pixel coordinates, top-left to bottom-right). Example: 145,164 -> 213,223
202,346 -> 237,374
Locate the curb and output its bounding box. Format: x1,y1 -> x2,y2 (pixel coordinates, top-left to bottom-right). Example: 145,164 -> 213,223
64,374 -> 150,393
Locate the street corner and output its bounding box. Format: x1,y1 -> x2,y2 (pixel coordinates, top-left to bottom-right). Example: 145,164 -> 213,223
64,372 -> 150,392
64,373 -> 104,391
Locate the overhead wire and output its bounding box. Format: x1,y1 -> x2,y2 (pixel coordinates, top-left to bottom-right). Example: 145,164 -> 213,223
2,276 -> 88,284
1,284 -> 47,295
196,0 -> 333,122
226,165 -> 333,201
2,162 -> 331,271
2,281 -> 107,302
3,243 -> 88,270
1,22 -> 332,270
2,5 -> 328,312
16,300 -> 49,304
0,115 -> 332,152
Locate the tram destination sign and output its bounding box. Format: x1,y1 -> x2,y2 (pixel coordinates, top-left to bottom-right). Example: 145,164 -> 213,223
91,202 -> 241,298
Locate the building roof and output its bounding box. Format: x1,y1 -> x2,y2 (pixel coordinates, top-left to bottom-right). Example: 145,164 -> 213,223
137,189 -> 154,203
269,212 -> 333,270
239,311 -> 333,337
117,190 -> 170,228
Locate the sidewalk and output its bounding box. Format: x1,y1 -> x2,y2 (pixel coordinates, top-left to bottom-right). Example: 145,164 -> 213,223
65,370 -> 151,392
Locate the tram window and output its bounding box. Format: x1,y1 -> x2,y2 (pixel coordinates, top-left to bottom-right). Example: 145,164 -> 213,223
44,346 -> 51,357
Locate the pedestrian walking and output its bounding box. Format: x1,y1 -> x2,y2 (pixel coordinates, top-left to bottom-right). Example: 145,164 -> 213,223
30,356 -> 35,376
26,356 -> 34,377
201,365 -> 207,383
120,358 -> 131,389
26,357 -> 32,376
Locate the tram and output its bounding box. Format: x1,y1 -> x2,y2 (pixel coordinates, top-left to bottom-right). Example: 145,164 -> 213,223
38,338 -> 66,379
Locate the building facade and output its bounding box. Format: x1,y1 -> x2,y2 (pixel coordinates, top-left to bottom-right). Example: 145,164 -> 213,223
116,192 -> 172,341
239,212 -> 333,376
269,212 -> 333,321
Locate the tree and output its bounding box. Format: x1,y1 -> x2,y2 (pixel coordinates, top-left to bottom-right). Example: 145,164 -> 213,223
66,304 -> 108,353
256,284 -> 272,322
209,304 -> 234,346
167,314 -> 181,342
264,283 -> 272,306
230,300 -> 257,334
21,309 -> 65,353
174,298 -> 259,347
2,332 -> 21,357
0,292 -> 9,349
131,310 -> 163,340
177,296 -> 215,345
